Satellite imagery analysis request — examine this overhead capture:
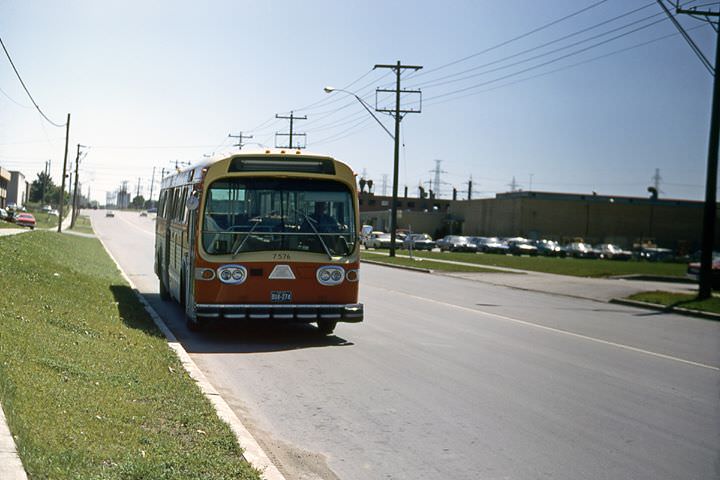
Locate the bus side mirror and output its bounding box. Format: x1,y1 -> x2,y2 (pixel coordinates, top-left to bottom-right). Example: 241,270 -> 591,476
187,193 -> 200,211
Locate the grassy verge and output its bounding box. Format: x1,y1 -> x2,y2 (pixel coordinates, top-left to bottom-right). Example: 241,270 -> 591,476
627,291 -> 720,315
362,251 -> 501,272
69,215 -> 94,234
0,232 -> 259,479
403,250 -> 686,278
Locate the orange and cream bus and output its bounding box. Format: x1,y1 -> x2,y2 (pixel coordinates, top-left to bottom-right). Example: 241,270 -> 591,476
155,149 -> 363,334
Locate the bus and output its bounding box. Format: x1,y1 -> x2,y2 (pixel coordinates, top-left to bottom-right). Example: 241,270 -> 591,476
155,149 -> 364,334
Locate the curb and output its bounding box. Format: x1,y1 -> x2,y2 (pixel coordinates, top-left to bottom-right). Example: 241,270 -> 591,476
0,404 -> 27,480
609,297 -> 720,321
96,234 -> 286,480
361,258 -> 432,273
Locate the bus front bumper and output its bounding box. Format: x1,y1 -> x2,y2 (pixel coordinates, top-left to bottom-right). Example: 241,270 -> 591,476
194,303 -> 364,323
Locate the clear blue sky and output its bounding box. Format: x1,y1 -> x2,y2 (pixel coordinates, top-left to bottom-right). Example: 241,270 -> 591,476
0,0 -> 716,203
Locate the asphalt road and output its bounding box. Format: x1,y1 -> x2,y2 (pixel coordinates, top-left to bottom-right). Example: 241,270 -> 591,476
90,210 -> 720,480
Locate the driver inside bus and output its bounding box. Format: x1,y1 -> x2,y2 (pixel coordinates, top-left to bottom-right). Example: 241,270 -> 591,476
306,202 -> 340,232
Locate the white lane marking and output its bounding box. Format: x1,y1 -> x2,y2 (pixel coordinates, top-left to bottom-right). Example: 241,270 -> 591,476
368,285 -> 720,372
116,214 -> 155,237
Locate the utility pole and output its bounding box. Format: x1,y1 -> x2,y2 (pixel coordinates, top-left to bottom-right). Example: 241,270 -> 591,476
468,176 -> 473,200
374,60 -> 423,256
70,144 -> 86,228
228,131 -> 253,150
57,113 -> 71,233
148,166 -> 156,205
672,2 -> 719,299
275,111 -> 307,149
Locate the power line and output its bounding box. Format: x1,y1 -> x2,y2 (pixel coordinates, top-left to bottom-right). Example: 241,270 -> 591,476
411,0 -> 611,80
0,36 -> 66,127
656,0 -> 714,74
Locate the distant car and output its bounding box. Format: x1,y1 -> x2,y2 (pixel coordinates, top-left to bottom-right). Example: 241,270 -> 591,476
41,205 -> 53,213
140,211 -> 148,217
0,208 -> 9,221
596,243 -> 632,260
436,235 -> 478,253
506,237 -> 539,256
366,232 -> 402,249
687,253 -> 720,289
147,207 -> 158,214
14,213 -> 36,229
403,233 -> 436,251
534,239 -> 566,257
48,209 -> 59,217
565,242 -> 598,259
472,236 -> 509,254
636,247 -> 673,262
106,210 -> 115,218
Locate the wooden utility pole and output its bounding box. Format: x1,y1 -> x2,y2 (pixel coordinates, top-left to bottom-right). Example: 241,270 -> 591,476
373,61 -> 423,257
70,144 -> 84,228
275,111 -> 307,149
228,131 -> 253,150
57,113 -> 71,233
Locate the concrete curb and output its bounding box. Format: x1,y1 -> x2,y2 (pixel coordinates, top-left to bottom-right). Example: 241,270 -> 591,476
96,235 -> 287,480
0,404 -> 27,480
609,297 -> 720,321
361,258 -> 432,273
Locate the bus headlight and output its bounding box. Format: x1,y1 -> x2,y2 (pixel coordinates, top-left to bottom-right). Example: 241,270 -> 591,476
217,265 -> 248,285
316,266 -> 345,286
345,269 -> 359,282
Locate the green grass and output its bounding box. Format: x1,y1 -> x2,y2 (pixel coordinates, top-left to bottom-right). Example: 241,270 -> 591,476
403,250 -> 686,278
0,232 -> 260,479
362,251 -> 501,272
70,215 -> 94,234
627,291 -> 720,315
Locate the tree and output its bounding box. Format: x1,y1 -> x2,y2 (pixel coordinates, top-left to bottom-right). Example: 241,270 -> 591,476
131,195 -> 146,209
29,171 -> 56,204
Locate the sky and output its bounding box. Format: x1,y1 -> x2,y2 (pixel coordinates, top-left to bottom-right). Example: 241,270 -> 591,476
0,0 -> 717,204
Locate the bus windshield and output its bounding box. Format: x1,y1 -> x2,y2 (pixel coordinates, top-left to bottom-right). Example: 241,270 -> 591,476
202,178 -> 356,256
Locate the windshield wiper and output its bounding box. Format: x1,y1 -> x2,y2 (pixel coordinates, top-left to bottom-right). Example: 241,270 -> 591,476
297,211 -> 333,260
232,217 -> 262,257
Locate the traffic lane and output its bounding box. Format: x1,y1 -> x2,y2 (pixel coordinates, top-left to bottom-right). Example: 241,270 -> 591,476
188,275 -> 718,480
361,265 -> 720,369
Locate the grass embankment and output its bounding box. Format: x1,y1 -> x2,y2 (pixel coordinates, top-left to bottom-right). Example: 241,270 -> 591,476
362,250 -> 500,272
0,232 -> 259,479
69,215 -> 94,234
404,250 -> 686,278
627,291 -> 720,316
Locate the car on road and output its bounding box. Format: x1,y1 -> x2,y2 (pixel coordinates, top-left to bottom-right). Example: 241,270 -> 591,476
403,233 -> 435,251
436,235 -> 478,253
595,243 -> 632,260
365,232 -> 402,249
106,210 -> 115,218
14,213 -> 36,229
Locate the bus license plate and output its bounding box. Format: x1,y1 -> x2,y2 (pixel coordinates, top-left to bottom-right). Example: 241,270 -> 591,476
271,291 -> 292,303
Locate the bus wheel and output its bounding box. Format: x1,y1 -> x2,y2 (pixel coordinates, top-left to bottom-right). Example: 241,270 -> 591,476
159,276 -> 170,301
317,320 -> 337,335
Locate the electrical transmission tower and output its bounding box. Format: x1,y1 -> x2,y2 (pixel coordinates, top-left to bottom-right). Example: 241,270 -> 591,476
381,174 -> 389,196
429,159 -> 448,198
228,131 -> 253,150
275,111 -> 307,149
508,176 -> 519,192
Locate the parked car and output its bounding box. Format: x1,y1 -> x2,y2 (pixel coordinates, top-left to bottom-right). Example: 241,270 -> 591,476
0,208 -> 10,222
687,253 -> 720,289
565,242 -> 598,258
403,233 -> 436,251
506,237 -> 539,256
48,209 -> 59,217
595,243 -> 632,260
365,232 -> 402,249
106,210 -> 115,218
473,236 -> 509,254
635,246 -> 673,262
534,239 -> 566,257
140,211 -> 148,217
14,213 -> 36,229
436,235 -> 478,252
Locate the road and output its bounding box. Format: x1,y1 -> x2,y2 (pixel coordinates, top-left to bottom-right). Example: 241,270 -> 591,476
90,210 -> 720,480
